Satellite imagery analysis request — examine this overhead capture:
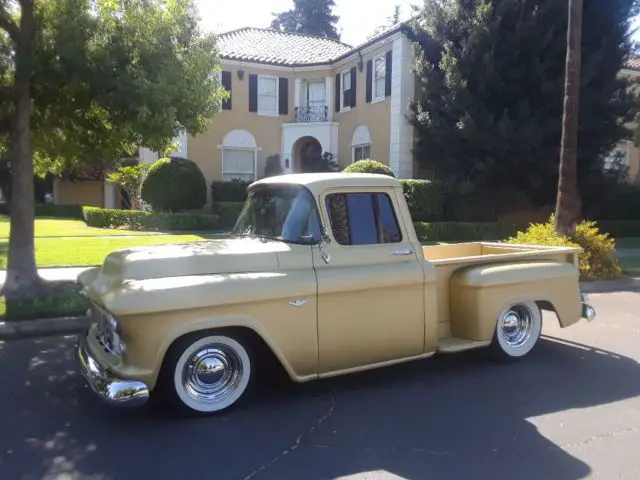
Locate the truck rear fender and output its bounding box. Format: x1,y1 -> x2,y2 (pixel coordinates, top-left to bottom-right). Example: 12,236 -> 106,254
449,261 -> 582,341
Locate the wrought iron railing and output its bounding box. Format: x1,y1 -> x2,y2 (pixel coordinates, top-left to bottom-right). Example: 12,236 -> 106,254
295,105 -> 328,122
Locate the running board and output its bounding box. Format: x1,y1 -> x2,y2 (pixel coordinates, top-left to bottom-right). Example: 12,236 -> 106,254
437,337 -> 491,353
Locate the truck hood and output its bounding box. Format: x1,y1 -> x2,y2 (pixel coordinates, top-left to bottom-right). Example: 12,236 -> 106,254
78,237 -> 289,293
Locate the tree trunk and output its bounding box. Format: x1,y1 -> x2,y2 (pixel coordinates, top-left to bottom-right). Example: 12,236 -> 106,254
554,0 -> 583,236
1,0 -> 43,298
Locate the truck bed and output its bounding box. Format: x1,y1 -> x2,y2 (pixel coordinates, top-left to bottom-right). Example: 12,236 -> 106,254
421,242 -> 583,340
421,241 -> 582,266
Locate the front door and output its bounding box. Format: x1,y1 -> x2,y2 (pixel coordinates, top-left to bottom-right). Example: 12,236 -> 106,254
312,187 -> 426,374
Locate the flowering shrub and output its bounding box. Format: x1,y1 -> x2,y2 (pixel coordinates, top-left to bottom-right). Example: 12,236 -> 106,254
505,215 -> 621,280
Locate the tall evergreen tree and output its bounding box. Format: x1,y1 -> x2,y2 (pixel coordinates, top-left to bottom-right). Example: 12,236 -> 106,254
409,0 -> 640,218
270,0 -> 340,40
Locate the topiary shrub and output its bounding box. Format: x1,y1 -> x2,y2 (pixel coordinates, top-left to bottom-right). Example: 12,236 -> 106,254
343,159 -> 395,177
505,215 -> 622,280
210,180 -> 250,202
140,156 -> 207,212
400,179 -> 444,222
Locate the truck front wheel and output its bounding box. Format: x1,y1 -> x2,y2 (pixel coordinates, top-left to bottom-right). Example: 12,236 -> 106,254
158,331 -> 255,415
489,301 -> 542,362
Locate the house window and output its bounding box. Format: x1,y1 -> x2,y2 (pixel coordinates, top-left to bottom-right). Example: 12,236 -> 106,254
325,192 -> 402,245
341,70 -> 351,110
373,55 -> 386,100
353,144 -> 371,162
258,75 -> 278,115
222,149 -> 256,182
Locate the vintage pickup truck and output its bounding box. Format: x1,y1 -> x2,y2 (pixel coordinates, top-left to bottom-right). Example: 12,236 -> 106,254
76,172 -> 596,415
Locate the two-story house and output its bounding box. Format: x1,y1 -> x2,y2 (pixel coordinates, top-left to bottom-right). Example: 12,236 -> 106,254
139,23 -> 417,186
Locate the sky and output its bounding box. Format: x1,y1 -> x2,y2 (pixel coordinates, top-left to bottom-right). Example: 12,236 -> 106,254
196,0 -> 419,47
197,1 -> 640,47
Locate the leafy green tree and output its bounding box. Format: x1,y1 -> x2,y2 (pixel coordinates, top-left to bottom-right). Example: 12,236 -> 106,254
105,163 -> 151,211
0,0 -> 227,297
270,0 -> 340,40
409,0 -> 640,218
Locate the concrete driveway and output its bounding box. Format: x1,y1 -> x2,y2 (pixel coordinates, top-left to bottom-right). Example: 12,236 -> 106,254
0,292 -> 639,480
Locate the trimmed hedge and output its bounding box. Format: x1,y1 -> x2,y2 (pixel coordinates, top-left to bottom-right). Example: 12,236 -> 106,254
596,221 -> 640,238
401,180 -> 443,222
413,220 -> 640,243
413,221 -> 526,242
83,207 -> 219,231
211,202 -> 245,229
211,180 -> 250,203
0,203 -> 84,218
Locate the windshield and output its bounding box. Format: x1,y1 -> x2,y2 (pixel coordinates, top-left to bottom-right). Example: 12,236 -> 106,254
231,184 -> 323,245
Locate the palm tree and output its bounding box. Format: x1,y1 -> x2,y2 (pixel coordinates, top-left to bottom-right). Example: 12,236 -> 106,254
554,0 -> 584,235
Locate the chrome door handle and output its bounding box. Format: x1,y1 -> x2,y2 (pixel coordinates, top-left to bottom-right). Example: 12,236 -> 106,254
390,248 -> 414,256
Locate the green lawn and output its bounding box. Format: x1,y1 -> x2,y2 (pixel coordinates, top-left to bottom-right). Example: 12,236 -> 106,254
0,290 -> 90,321
0,234 -> 226,268
0,215 -> 161,237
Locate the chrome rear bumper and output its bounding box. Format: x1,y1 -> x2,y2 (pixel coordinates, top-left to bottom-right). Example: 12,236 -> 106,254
77,334 -> 150,407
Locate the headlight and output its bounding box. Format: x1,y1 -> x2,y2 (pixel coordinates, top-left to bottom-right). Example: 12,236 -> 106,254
91,303 -> 126,357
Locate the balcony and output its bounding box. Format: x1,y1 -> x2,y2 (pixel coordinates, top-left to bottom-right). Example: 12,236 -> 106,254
294,105 -> 328,123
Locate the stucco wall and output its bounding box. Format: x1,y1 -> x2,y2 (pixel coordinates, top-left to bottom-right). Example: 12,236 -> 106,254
54,179 -> 104,207
188,63 -> 294,189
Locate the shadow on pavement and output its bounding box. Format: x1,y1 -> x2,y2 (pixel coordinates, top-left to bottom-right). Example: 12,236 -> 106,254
0,333 -> 638,480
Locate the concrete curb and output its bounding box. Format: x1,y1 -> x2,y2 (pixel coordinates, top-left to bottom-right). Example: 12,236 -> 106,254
0,315 -> 90,341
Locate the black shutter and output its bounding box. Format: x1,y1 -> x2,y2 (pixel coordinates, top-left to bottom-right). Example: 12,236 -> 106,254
385,50 -> 392,97
350,66 -> 357,108
278,77 -> 288,115
335,73 -> 341,113
365,60 -> 373,103
249,74 -> 258,112
221,71 -> 232,110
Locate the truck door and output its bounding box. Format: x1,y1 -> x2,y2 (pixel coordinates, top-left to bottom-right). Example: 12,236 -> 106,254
312,187 -> 426,374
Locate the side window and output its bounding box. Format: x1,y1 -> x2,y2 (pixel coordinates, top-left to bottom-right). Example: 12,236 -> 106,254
325,192 -> 402,245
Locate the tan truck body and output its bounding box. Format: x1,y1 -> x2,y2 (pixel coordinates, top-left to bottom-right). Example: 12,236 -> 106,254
76,173 -> 595,415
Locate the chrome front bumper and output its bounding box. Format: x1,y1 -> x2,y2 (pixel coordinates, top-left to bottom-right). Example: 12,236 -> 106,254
581,293 -> 596,322
77,334 -> 150,407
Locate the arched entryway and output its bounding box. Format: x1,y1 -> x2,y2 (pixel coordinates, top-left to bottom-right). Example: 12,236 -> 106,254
292,136 -> 324,173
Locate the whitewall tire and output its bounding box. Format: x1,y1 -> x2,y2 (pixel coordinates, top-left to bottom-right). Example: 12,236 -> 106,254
489,302 -> 542,362
161,332 -> 254,415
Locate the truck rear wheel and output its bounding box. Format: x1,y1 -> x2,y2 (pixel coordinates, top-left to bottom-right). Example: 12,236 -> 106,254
489,301 -> 542,362
158,331 -> 255,416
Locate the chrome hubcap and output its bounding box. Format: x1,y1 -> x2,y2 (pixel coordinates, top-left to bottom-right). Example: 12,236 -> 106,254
500,305 -> 533,348
182,344 -> 244,405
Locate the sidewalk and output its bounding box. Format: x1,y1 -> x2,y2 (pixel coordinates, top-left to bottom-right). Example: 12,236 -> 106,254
0,266 -> 91,285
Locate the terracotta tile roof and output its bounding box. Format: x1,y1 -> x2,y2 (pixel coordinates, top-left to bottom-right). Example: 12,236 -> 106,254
217,27 -> 354,66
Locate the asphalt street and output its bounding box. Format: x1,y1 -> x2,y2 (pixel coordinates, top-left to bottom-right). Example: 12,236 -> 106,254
1,292 -> 639,480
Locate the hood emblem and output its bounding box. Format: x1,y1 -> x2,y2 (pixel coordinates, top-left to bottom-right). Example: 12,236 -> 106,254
289,299 -> 308,307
